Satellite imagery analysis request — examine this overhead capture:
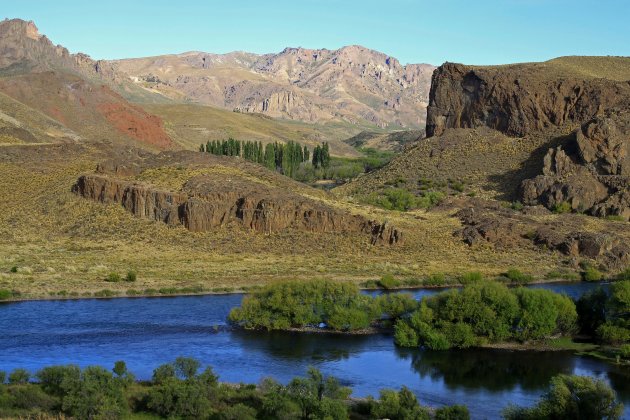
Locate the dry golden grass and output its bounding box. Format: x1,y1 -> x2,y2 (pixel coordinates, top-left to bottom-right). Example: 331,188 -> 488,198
0,143 -> 573,300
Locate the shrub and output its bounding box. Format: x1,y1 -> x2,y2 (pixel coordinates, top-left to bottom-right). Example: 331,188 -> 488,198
459,271 -> 483,284
228,280 -> 416,332
546,269 -> 581,281
37,365 -> 80,396
379,188 -> 418,211
369,387 -> 430,420
378,274 -> 400,289
8,384 -> 57,411
583,266 -> 603,282
553,201 -> 572,214
435,404 -> 471,420
505,268 -> 533,284
416,191 -> 445,209
105,272 -> 121,282
0,289 -> 11,300
394,282 -> 577,349
9,266 -> 17,273
125,270 -> 137,282
94,289 -> 118,297
620,344 -> 630,359
425,273 -> 446,286
8,368 -> 29,385
597,323 -> 630,345
61,366 -> 128,419
617,267 -> 630,281
503,374 -> 623,420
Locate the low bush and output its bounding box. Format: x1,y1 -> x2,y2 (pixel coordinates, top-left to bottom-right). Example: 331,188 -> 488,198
553,201 -> 572,214
94,289 -> 118,297
546,269 -> 581,281
459,271 -> 483,284
124,271 -> 137,282
378,274 -> 400,289
617,267 -> 630,281
503,375 -> 623,420
105,272 -> 121,283
9,266 -> 17,273
504,268 -> 533,284
0,289 -> 12,300
583,267 -> 603,282
435,404 -> 471,420
8,369 -> 29,385
424,273 -> 447,286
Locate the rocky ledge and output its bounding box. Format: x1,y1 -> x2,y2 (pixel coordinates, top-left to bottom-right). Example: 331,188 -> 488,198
453,199 -> 629,271
73,151 -> 402,245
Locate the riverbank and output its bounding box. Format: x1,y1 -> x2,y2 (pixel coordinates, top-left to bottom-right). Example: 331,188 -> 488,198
0,277 -> 613,304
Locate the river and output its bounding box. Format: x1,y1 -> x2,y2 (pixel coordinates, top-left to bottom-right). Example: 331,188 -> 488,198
1,282 -> 628,418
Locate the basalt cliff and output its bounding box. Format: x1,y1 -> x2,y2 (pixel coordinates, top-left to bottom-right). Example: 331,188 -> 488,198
425,57 -> 630,220
73,151 -> 402,245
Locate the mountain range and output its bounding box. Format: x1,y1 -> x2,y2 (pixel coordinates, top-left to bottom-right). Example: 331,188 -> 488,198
112,47 -> 435,129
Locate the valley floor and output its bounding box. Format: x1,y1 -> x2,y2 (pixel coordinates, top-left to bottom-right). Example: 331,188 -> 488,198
0,142 -> 613,300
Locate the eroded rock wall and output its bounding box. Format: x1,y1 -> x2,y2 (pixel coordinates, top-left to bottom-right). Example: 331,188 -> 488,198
73,169 -> 402,245
426,62 -> 630,137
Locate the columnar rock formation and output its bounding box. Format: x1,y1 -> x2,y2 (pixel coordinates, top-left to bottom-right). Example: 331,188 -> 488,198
73,151 -> 402,245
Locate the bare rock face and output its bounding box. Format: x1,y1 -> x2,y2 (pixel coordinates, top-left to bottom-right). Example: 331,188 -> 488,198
112,46 -> 435,129
521,111 -> 630,220
73,151 -> 402,245
426,62 -> 630,138
453,198 -> 630,270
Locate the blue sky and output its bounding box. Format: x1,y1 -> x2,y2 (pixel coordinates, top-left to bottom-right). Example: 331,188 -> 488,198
3,0 -> 629,65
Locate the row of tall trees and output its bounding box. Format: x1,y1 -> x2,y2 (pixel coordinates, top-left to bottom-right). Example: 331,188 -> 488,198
199,138 -> 330,178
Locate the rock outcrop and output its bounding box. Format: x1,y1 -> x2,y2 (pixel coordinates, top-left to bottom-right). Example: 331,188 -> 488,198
73,151 -> 402,245
426,61 -> 630,138
453,199 -> 630,270
521,111 -> 630,220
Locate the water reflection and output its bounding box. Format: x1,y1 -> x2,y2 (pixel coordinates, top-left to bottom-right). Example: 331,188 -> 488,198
229,329 -> 380,362
397,347 -> 574,392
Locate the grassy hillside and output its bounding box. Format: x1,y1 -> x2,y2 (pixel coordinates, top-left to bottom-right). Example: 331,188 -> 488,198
0,142 -> 573,299
337,126 -> 569,201
469,56 -> 630,82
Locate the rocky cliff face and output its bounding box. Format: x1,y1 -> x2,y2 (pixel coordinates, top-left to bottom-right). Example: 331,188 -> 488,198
454,198 -> 630,271
426,61 -> 630,137
112,46 -> 435,129
73,151 -> 402,245
424,57 -> 630,220
521,110 -> 630,220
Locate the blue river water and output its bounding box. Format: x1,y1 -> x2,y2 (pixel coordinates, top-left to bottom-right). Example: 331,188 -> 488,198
1,282 -> 628,419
